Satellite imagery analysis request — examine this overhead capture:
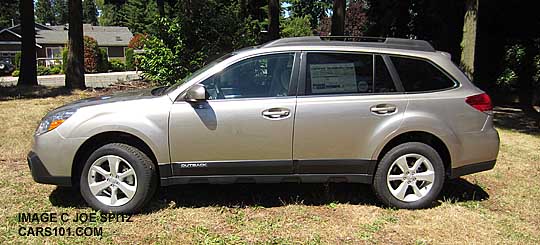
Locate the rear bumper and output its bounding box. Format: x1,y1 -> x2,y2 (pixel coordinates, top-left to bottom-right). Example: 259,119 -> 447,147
27,151 -> 71,186
449,160 -> 496,179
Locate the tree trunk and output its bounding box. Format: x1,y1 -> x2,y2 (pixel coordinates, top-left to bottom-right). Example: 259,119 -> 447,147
239,0 -> 247,19
268,0 -> 280,41
460,0 -> 479,80
518,41 -> 540,126
17,0 -> 38,86
157,0 -> 165,17
331,0 -> 345,36
66,0 -> 86,89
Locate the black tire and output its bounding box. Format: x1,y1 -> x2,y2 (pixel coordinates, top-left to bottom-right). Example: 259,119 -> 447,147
80,143 -> 157,213
372,142 -> 445,209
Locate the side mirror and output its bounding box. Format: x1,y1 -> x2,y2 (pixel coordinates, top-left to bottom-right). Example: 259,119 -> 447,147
184,84 -> 208,102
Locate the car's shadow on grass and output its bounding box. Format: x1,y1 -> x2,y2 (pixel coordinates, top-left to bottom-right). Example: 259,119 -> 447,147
48,178 -> 489,212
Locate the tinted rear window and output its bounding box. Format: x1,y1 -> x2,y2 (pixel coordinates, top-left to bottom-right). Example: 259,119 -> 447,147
391,56 -> 456,92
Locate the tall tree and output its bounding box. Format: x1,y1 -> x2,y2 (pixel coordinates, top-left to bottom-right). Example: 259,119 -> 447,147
268,0 -> 280,41
364,0 -> 412,38
36,0 -> 56,25
82,0 -> 98,25
0,0 -> 20,29
123,0 -> 157,34
54,0 -> 69,25
331,0 -> 345,36
99,3 -> 126,26
460,0 -> 479,79
17,0 -> 38,86
156,0 -> 165,16
66,0 -> 86,89
286,0 -> 332,30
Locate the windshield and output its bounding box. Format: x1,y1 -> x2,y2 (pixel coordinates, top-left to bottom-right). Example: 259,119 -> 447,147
162,53 -> 236,95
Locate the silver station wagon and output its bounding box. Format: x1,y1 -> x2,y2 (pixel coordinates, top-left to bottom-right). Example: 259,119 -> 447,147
28,37 -> 499,213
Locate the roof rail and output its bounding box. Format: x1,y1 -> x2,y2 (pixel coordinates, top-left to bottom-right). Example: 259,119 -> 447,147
261,36 -> 435,52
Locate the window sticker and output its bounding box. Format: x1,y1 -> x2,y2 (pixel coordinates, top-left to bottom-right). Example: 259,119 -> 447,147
310,63 -> 357,94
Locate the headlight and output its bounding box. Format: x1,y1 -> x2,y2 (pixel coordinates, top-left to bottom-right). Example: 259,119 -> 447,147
36,108 -> 78,136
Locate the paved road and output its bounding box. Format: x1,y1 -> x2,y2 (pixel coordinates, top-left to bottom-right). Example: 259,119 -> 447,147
0,71 -> 141,88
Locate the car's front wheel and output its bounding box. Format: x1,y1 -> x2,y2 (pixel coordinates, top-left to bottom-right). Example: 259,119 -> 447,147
80,143 -> 157,213
373,142 -> 444,209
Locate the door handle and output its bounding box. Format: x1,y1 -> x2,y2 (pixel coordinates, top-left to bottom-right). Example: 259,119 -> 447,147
262,108 -> 290,119
370,104 -> 397,115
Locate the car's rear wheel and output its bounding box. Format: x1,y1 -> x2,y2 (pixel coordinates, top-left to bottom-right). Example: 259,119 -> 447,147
80,143 -> 157,213
373,142 -> 444,209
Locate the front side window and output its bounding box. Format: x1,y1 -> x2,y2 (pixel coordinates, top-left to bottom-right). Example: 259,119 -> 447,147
306,53 -> 373,95
390,56 -> 456,92
201,53 -> 294,100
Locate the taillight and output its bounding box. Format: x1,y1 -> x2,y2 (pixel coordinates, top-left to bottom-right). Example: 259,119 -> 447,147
466,93 -> 493,112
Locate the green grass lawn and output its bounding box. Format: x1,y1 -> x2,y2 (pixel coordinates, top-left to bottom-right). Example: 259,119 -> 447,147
0,89 -> 539,244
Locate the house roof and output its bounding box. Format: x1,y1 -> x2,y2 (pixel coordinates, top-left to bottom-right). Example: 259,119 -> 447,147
1,23 -> 133,47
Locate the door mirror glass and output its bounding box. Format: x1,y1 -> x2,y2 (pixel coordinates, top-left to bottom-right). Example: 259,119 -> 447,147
184,84 -> 208,102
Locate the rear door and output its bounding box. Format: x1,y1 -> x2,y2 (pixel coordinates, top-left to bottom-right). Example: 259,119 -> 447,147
168,52 -> 300,176
293,52 -> 407,175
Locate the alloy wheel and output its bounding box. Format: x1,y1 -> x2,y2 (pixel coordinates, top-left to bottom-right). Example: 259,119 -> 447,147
386,153 -> 435,202
87,155 -> 137,206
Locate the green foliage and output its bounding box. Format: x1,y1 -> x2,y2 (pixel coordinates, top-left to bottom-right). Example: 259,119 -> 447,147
281,16 -> 313,37
497,42 -> 540,95
0,0 -> 19,29
37,66 -> 51,76
36,65 -> 62,76
285,0 -> 332,30
83,0 -> 99,25
109,59 -> 126,72
11,70 -> 19,77
125,48 -> 135,70
534,54 -> 540,82
35,0 -> 56,25
497,44 -> 525,90
97,48 -> 109,73
124,0 -> 158,34
61,48 -> 68,73
99,3 -> 125,26
139,18 -> 189,85
53,0 -> 68,25
14,52 -> 21,69
140,1 -> 262,85
49,65 -> 62,75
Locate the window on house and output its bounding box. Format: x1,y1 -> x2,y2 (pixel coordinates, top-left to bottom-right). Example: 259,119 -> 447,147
46,47 -> 62,59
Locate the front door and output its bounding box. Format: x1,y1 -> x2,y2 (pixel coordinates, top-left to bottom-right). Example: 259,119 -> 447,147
169,52 -> 299,176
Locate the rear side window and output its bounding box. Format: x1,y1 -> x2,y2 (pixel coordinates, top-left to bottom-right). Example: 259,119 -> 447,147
306,53 -> 373,95
390,56 -> 456,92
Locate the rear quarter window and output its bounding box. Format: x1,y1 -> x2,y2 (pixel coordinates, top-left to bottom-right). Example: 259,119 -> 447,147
390,56 -> 456,92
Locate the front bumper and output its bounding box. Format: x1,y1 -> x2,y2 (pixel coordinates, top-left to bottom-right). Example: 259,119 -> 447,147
27,151 -> 71,186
